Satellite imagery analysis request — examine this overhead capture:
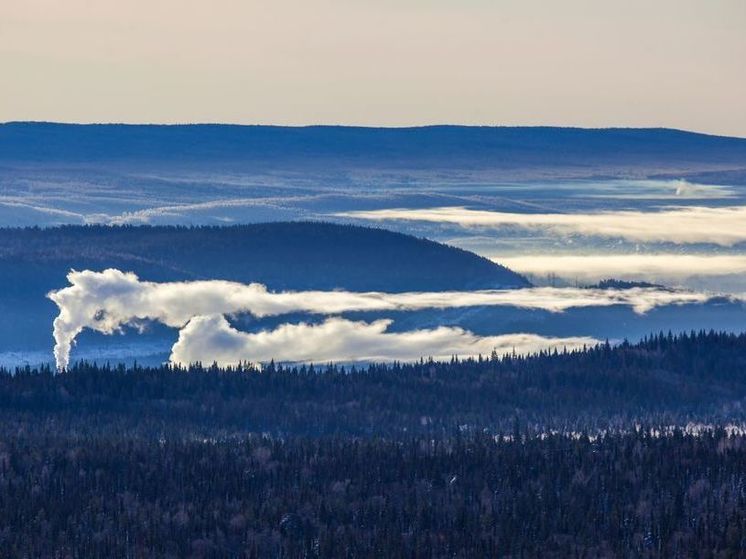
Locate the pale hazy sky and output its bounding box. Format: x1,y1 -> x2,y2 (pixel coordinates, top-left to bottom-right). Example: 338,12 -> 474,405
2,0 -> 745,135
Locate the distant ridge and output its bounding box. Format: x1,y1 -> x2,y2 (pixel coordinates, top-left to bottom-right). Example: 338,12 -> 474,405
0,222 -> 529,351
2,122 -> 745,169
0,221 -> 529,291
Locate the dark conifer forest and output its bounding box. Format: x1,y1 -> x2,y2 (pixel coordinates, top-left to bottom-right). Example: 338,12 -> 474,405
2,331 -> 746,556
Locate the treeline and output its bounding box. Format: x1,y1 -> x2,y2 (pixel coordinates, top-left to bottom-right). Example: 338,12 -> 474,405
2,331 -> 746,557
3,330 -> 746,437
1,430 -> 745,558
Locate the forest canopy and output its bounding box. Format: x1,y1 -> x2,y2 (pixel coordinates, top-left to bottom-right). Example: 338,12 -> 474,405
2,330 -> 746,556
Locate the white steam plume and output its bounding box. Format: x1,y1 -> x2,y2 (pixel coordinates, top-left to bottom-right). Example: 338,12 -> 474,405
169,315 -> 599,367
48,269 -> 736,369
335,206 -> 746,246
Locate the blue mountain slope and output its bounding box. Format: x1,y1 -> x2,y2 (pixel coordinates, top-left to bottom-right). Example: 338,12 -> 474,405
0,222 -> 528,292
0,223 -> 529,352
2,123 -> 745,169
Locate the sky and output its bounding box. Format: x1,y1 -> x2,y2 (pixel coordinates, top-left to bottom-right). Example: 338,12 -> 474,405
1,0 -> 745,136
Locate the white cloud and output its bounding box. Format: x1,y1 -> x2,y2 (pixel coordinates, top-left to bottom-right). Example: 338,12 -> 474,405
335,206 -> 746,246
497,254 -> 746,285
48,268 -> 739,369
169,315 -> 599,367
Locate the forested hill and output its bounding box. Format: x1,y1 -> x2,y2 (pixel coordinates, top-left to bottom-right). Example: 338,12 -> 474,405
4,334 -> 746,556
0,222 -> 527,292
3,122 -> 746,170
6,330 -> 746,437
0,222 -> 527,351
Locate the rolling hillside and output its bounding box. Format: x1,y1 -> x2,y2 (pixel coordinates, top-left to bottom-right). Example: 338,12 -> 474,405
2,122 -> 745,172
0,222 -> 528,351
0,222 -> 527,291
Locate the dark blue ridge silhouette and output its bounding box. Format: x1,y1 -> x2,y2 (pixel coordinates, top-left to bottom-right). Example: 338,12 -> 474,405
0,222 -> 528,351
2,122 -> 745,167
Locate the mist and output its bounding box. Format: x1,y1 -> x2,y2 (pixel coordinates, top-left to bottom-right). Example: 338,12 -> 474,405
336,206 -> 746,246
497,254 -> 746,291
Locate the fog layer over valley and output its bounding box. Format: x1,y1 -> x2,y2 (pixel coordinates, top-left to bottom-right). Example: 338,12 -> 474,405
2,223 -> 746,368
3,124 -> 746,294
2,125 -> 746,366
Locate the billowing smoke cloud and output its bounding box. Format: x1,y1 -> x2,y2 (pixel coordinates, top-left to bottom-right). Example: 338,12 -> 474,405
170,315 -> 599,367
335,206 -> 746,246
48,269 -> 736,369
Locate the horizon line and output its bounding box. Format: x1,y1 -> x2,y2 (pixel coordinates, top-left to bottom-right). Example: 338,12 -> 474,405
2,121 -> 745,140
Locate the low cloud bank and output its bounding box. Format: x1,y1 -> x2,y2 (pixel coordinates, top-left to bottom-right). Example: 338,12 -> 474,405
335,206 -> 746,246
497,254 -> 746,286
48,269 -> 737,369
169,316 -> 598,367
